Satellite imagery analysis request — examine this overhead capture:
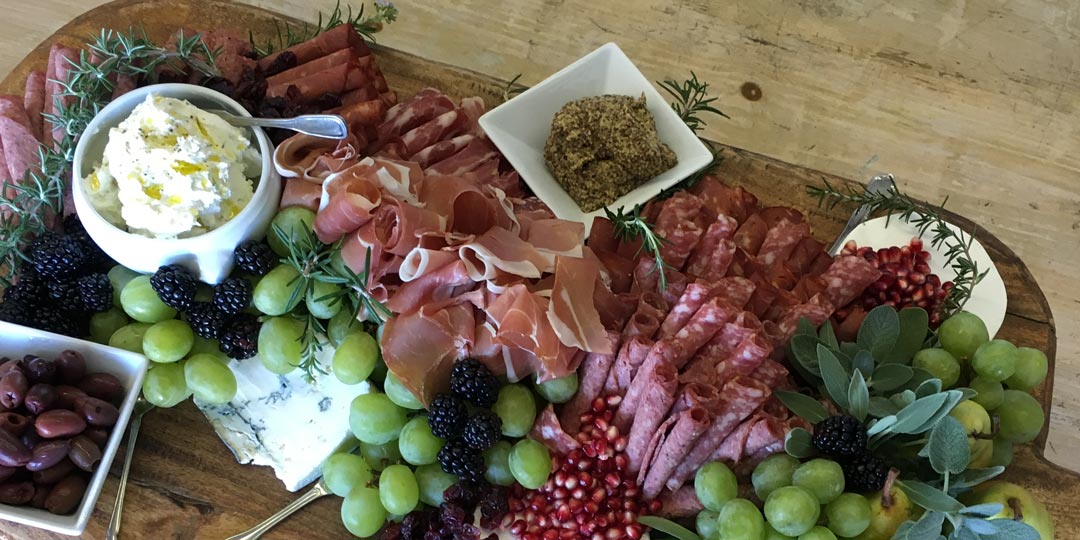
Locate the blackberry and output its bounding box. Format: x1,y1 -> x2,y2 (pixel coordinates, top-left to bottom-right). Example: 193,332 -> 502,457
186,302 -> 228,340
29,233 -> 87,279
46,279 -> 82,308
219,313 -> 261,359
437,440 -> 484,482
478,486 -> 509,530
13,303 -> 80,337
234,240 -> 276,276
4,270 -> 45,305
212,278 -> 252,315
427,394 -> 468,439
462,412 -> 502,451
62,214 -> 111,271
813,415 -> 868,458
449,358 -> 499,408
843,452 -> 890,493
150,264 -> 198,311
75,273 -> 113,313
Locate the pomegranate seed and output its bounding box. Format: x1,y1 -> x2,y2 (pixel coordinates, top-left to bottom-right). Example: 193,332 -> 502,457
592,534 -> 604,540
569,498 -> 584,512
591,397 -> 605,412
537,515 -> 549,528
606,395 -> 622,407
561,529 -> 579,539
649,500 -> 663,513
554,487 -> 569,500
605,473 -> 621,488
606,527 -> 623,539
627,524 -> 644,539
595,417 -> 609,431
544,529 -> 558,540
556,503 -> 572,521
586,501 -> 600,513
623,485 -> 640,498
592,488 -> 606,502
580,413 -> 595,425
613,437 -> 628,452
511,520 -> 527,534
583,444 -> 598,458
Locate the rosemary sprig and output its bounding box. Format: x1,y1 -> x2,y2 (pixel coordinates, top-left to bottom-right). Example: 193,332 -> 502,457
501,73 -> 528,102
806,177 -> 988,312
604,204 -> 672,291
250,0 -> 399,57
658,71 -> 729,133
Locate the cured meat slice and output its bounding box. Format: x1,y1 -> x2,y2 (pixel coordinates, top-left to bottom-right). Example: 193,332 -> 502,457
752,359 -> 791,388
525,219 -> 585,266
587,216 -> 619,255
658,486 -> 704,519
689,175 -> 759,224
377,88 -> 456,144
399,109 -> 467,157
685,214 -> 738,278
592,282 -> 637,332
788,236 -> 826,275
642,407 -> 710,499
459,227 -> 550,280
385,260 -> 474,315
661,270 -> 689,306
275,132 -> 364,183
0,97 -> 31,131
666,376 -> 771,491
713,332 -> 772,386
632,257 -> 661,293
821,255 -> 882,308
668,296 -> 739,368
418,175 -> 509,235
624,361 -> 678,474
732,213 -> 768,255
746,273 -> 779,319
742,416 -> 787,459
258,24 -> 371,71
603,335 -> 653,397
757,206 -> 805,229
547,256 -> 612,354
711,415 -> 762,462
410,134 -> 476,169
266,59 -> 375,101
424,137 -> 499,177
265,48 -> 373,88
380,303 -> 475,406
457,96 -> 486,136
625,290 -> 668,338
280,179 -> 322,211
373,196 -> 443,257
726,247 -> 762,279
653,192 -> 706,270
312,174 -> 381,243
765,300 -> 833,351
792,274 -> 828,303
671,382 -> 722,415
613,340 -> 676,432
657,282 -> 711,339
23,71 -> 45,142
757,219 -> 812,268
594,250 -> 635,294
0,117 -> 40,185
710,276 -> 757,309
559,332 -> 621,434
333,99 -> 388,136
530,404 -> 581,455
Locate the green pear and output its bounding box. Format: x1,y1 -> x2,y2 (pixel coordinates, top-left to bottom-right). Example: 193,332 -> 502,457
852,485 -> 920,540
963,481 -> 1053,540
949,400 -> 993,466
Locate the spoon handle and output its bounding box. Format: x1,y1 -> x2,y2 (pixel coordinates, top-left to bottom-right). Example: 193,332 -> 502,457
224,479 -> 332,540
227,114 -> 348,140
828,173 -> 895,255
105,408 -> 146,540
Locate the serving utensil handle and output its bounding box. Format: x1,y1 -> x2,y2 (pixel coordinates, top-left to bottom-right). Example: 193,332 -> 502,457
106,399 -> 151,540
224,479 -> 332,540
218,113 -> 349,140
828,173 -> 895,255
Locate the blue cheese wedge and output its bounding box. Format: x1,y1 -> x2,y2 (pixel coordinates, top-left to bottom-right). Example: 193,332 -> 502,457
198,345 -> 367,492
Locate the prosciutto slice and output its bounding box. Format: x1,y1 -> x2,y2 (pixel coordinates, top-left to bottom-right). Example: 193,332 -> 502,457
373,196 -> 443,257
380,303 -> 475,406
377,88 -> 456,144
385,260 -> 474,315
425,137 -> 499,177
547,256 -> 612,354
459,227 -> 549,280
274,133 -> 363,183
312,173 -> 382,243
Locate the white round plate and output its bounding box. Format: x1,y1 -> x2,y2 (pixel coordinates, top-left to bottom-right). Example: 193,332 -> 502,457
841,214 -> 1007,337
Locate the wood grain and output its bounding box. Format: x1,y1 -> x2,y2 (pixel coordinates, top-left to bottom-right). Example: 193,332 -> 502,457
0,1 -> 1072,538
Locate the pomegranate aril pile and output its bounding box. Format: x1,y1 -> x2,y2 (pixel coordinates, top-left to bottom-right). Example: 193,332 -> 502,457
837,238 -> 953,326
505,395 -> 659,540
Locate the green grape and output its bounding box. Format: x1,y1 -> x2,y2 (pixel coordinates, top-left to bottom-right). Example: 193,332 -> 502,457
996,389 -> 1045,443
990,438 -> 1014,467
792,459 -> 844,504
912,348 -> 961,388
322,453 -> 373,497
142,319 -> 195,363
797,526 -> 837,540
90,308 -> 129,344
716,498 -> 765,540
350,392 -> 408,445
257,317 -> 305,374
972,340 -> 1018,382
493,384 -> 537,437
306,280 -> 344,320
359,440 -> 402,471
184,353 -> 238,404
398,416 -> 444,466
483,440 -> 515,486
1005,347 -> 1049,391
141,363 -> 191,407
752,453 -> 800,500
340,486 -> 385,538
268,207 -> 316,257
378,464 -> 419,515
108,323 -> 152,354
824,492 -> 871,537
695,461 -> 738,512
969,376 -> 1005,411
384,372 -> 423,410
415,463 -> 457,506
765,523 -> 795,540
108,266 -> 140,307
937,311 -> 989,360
764,486 -> 820,537
333,332 -> 379,385
535,373 -> 579,404
370,358 -> 388,386
696,509 -> 719,539
508,438 -> 551,490
190,335 -> 226,359
252,264 -> 303,316
328,309 -> 359,347
120,276 -> 177,323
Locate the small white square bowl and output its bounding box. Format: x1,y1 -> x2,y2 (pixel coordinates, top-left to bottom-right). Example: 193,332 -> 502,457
0,321 -> 148,536
479,42 -> 713,230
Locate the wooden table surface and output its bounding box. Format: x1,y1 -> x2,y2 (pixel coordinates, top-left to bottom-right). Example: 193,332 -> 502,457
0,0 -> 1077,500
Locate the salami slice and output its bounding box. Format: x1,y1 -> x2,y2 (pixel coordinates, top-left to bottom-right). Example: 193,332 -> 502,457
22,71 -> 45,143
746,273 -> 779,319
726,247 -> 762,278
732,213 -> 768,255
632,257 -> 660,293
671,382 -> 721,415
744,416 -> 785,457
559,332 -> 621,434
642,407 -> 711,499
669,296 -> 739,369
657,282 -> 711,339
792,275 -> 828,303
687,322 -> 755,378
653,192 -> 706,271
0,96 -> 31,131
587,216 -> 619,254
638,414 -> 679,487
657,486 -> 705,519
624,312 -> 661,339
821,255 -> 882,308
624,361 -> 678,474
530,404 -> 581,455
0,117 -> 40,184
685,214 -> 738,277
613,340 -> 676,432
710,276 -> 757,309
757,206 -> 805,229
714,332 -> 772,387
757,219 -> 811,269
752,359 -> 790,389
787,236 -> 826,276
710,414 -> 760,463
603,335 -> 653,397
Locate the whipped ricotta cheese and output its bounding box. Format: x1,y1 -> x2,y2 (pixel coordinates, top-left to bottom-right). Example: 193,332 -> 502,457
84,95 -> 260,239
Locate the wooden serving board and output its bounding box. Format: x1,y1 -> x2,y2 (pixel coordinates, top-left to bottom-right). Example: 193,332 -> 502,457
0,1 -> 1071,538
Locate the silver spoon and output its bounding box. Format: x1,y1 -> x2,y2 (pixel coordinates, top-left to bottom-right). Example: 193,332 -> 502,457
210,110 -> 349,140
224,478 -> 333,540
828,173 -> 896,255
106,397 -> 155,540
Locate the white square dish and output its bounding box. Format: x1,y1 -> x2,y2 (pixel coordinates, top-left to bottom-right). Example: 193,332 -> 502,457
0,321 -> 148,536
479,42 -> 713,231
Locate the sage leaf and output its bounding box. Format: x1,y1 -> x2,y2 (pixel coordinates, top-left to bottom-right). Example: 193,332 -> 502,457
868,396 -> 900,418
818,344 -> 850,409
795,317 -> 817,338
960,503 -> 1004,517
952,525 -> 981,540
910,390 -> 965,434
784,427 -> 815,458
890,393 -> 949,434
818,320 -> 839,350
907,367 -> 937,391
637,516 -> 701,540
883,307 -> 929,364
956,387 -> 977,401
901,511 -> 945,540
916,378 -> 943,398
791,334 -> 822,378
951,467 -> 1005,491
898,480 -> 964,513
858,305 -> 900,358
852,350 -> 875,379
891,389 -> 917,409
873,364 -> 913,392
840,341 -> 862,358
927,416 -> 970,474
775,391 -> 829,423
984,519 -> 1041,540
963,518 -> 997,535
867,415 -> 897,437
848,369 -> 870,422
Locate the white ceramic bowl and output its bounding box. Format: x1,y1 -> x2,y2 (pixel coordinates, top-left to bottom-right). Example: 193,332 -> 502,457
72,83 -> 282,284
479,42 -> 713,232
0,321 -> 148,536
